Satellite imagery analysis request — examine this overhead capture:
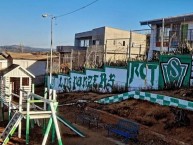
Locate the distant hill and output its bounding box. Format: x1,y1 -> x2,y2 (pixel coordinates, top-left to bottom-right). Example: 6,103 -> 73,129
0,45 -> 51,53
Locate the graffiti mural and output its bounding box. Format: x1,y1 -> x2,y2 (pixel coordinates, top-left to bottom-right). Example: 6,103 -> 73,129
47,55 -> 192,92
159,55 -> 191,88
49,67 -> 128,92
127,62 -> 159,89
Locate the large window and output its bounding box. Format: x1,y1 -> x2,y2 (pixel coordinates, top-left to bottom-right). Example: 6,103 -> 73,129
156,25 -> 171,47
80,39 -> 90,47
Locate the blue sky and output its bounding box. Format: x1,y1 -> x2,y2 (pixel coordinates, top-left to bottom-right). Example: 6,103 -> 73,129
0,0 -> 193,48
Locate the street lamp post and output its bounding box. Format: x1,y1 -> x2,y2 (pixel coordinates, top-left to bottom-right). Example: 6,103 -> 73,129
42,14 -> 55,89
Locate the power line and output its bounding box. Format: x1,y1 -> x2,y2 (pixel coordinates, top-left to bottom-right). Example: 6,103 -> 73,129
56,0 -> 99,18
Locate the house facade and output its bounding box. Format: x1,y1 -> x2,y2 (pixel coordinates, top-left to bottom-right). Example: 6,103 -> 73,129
140,13 -> 193,60
75,26 -> 147,62
57,26 -> 147,71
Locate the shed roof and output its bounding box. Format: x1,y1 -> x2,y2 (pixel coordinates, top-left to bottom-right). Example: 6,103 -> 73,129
0,52 -> 12,60
140,13 -> 193,25
0,64 -> 35,78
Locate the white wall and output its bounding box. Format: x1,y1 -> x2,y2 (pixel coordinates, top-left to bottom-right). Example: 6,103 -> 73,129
0,60 -> 9,70
51,67 -> 128,92
13,59 -> 46,76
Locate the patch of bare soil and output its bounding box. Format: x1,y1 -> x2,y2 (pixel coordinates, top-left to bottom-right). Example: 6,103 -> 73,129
56,91 -> 193,145
149,87 -> 193,101
1,89 -> 193,145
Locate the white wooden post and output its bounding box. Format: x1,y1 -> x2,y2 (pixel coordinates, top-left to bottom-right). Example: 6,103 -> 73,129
18,86 -> 23,138
44,87 -> 48,110
50,102 -> 62,145
53,90 -> 56,101
8,84 -> 12,121
49,89 -> 53,100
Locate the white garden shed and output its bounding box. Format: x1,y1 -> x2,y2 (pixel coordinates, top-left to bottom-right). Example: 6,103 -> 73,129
0,64 -> 35,95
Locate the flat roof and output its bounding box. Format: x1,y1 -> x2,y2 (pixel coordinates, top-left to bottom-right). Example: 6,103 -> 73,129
0,64 -> 35,78
140,13 -> 193,25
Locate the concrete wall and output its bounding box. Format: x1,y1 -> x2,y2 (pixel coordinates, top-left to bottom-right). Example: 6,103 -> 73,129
48,55 -> 192,92
50,66 -> 128,92
75,27 -> 105,47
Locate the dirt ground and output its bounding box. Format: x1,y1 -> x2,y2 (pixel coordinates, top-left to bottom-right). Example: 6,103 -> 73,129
1,88 -> 193,145
56,91 -> 193,145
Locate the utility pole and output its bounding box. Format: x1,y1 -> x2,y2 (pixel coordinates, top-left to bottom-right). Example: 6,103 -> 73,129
42,14 -> 55,89
129,30 -> 132,60
161,18 -> 165,53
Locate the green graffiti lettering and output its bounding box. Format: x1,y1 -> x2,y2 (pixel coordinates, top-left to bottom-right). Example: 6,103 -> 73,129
76,77 -> 82,87
58,76 -> 63,88
82,76 -> 87,88
139,63 -> 146,79
68,78 -> 71,91
73,76 -> 77,90
63,77 -> 71,91
168,60 -> 180,78
87,76 -> 93,88
161,57 -> 188,87
148,64 -> 157,86
93,75 -> 99,86
100,73 -> 107,88
129,63 -> 139,84
107,74 -> 115,87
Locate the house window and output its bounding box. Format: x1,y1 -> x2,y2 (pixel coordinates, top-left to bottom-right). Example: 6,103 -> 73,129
93,40 -> 96,45
22,77 -> 29,86
80,39 -> 90,47
123,41 -> 126,46
156,25 -> 170,47
113,40 -> 116,45
96,40 -> 100,45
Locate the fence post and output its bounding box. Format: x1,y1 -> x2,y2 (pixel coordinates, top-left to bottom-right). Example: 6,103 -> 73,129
26,93 -> 31,144
18,87 -> 23,138
51,90 -> 57,143
42,87 -> 48,135
8,84 -> 12,121
129,31 -> 132,60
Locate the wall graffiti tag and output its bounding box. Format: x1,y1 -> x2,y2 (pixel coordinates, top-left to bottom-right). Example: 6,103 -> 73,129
47,55 -> 192,92
56,72 -> 116,92
128,62 -> 159,89
161,57 -> 188,87
159,55 -> 191,88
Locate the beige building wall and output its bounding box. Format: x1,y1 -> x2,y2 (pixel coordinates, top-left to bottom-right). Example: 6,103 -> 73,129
104,27 -> 146,62
72,26 -> 147,69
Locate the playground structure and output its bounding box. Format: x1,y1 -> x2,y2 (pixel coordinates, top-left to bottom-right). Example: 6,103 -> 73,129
0,84 -> 85,145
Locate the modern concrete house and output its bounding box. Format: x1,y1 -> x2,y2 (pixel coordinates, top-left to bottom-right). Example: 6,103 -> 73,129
57,26 -> 147,71
75,26 -> 147,61
140,13 -> 193,60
